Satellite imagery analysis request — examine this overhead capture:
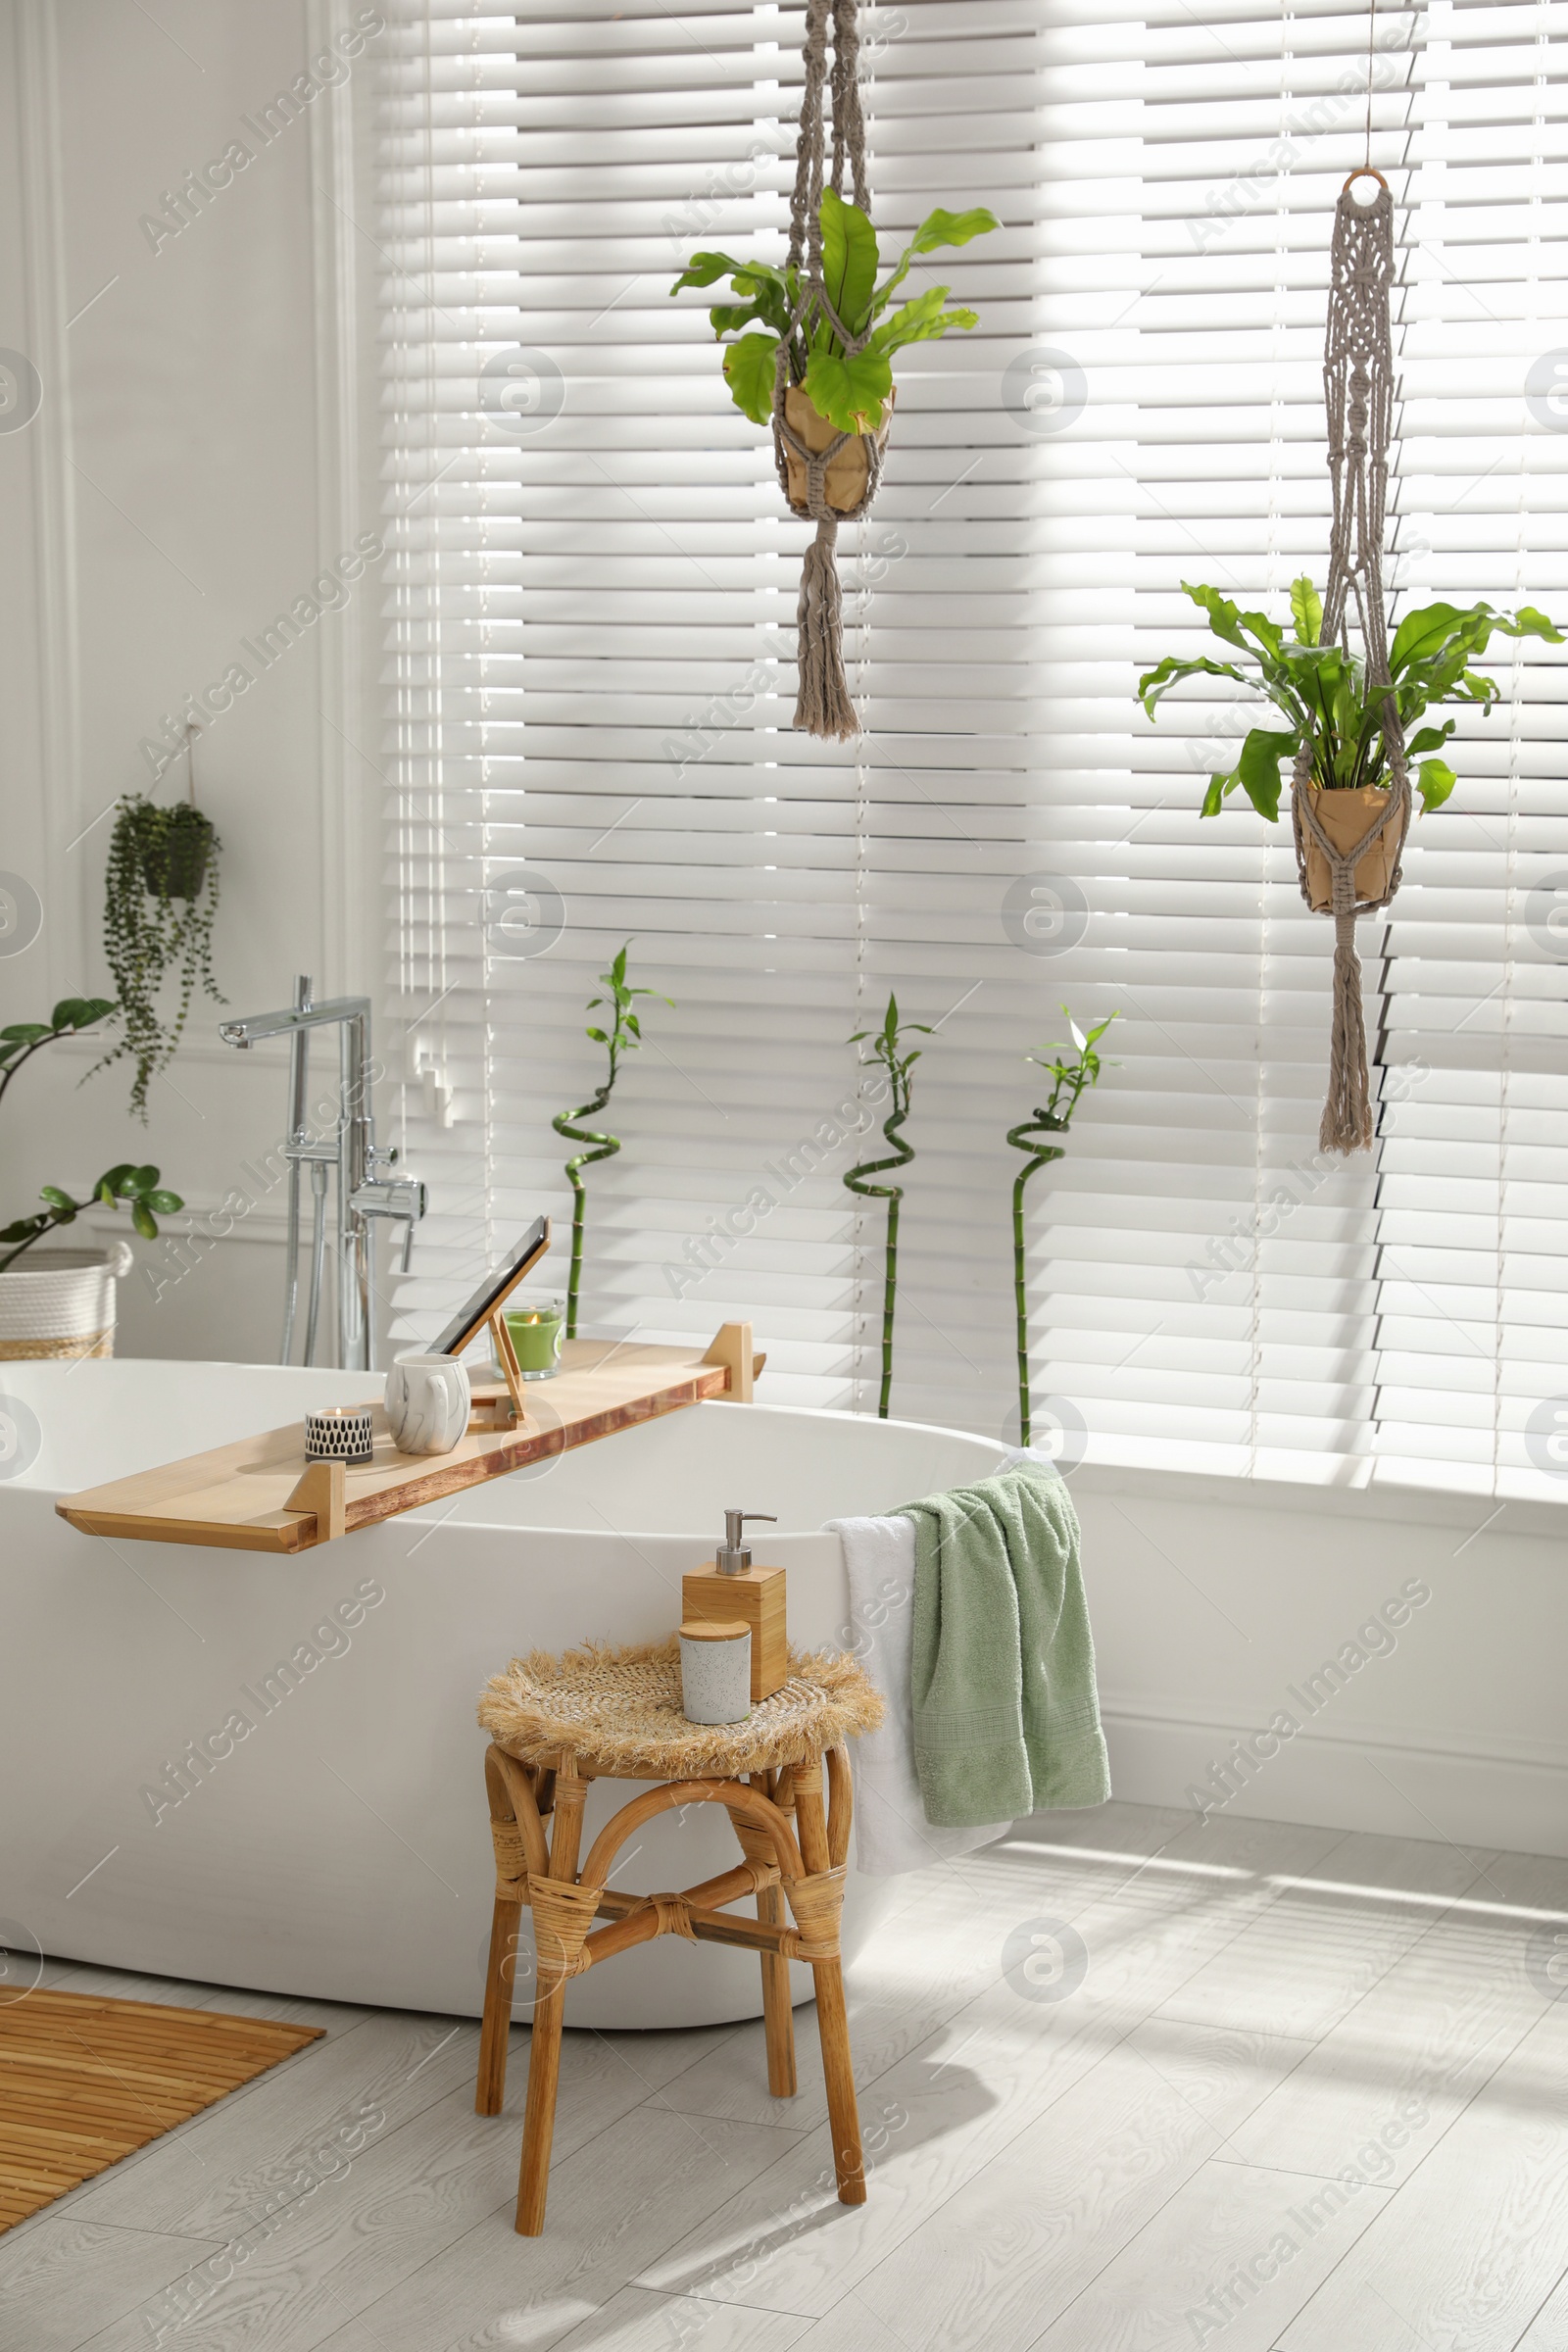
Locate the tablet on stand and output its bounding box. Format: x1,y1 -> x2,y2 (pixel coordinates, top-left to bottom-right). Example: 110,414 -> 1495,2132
430,1215 -> 553,1426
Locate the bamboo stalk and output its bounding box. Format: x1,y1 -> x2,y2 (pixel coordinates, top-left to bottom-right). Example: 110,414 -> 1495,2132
1006,1123 -> 1065,1447
550,945 -> 672,1342
1004,1009 -> 1116,1448
847,1102 -> 911,1420
880,1191 -> 900,1419
551,1082 -> 617,1340
843,1027 -> 921,1419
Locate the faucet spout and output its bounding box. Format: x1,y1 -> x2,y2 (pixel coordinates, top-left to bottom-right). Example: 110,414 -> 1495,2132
219,996 -> 371,1050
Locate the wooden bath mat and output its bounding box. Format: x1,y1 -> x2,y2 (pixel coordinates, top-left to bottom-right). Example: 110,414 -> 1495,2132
0,1990 -> 322,2230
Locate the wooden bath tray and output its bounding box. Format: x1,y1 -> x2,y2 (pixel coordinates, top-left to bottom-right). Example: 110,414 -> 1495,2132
55,1328 -> 761,1556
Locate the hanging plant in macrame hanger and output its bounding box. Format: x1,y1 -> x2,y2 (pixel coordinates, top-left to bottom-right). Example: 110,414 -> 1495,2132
1292,167 -> 1413,1152
670,0 -> 997,741
772,0 -> 880,739
1266,172 -> 1549,1149
1141,162 -> 1559,1152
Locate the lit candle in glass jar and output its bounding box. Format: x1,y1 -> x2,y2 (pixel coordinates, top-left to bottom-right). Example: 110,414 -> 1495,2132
503,1297 -> 564,1379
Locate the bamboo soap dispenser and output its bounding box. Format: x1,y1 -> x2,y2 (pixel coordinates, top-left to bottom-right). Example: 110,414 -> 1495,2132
682,1510 -> 786,1703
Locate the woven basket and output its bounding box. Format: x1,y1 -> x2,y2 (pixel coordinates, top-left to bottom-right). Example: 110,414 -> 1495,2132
781,382 -> 895,518
1298,783 -> 1402,913
0,1244 -> 132,1360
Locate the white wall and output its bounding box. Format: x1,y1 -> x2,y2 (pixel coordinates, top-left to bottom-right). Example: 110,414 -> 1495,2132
1075,1463 -> 1568,1859
0,0 -> 381,1366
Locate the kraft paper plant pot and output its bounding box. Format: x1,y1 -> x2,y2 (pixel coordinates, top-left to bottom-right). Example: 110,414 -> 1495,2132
1298,782 -> 1403,912
781,382 -> 895,517
0,1242 -> 133,1361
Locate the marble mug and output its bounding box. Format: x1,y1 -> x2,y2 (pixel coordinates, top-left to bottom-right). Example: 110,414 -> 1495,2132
384,1351 -> 470,1456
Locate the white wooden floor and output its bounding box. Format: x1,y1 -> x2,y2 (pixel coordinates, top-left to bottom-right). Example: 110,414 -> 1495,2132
10,1798 -> 1568,2351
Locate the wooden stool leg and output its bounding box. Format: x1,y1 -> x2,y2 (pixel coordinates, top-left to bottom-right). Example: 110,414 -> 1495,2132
757,1882 -> 798,2098
811,1956 -> 863,2204
516,1762 -> 588,2236
751,1772 -> 797,2098
479,1746 -> 550,2120
794,1761 -> 864,2205
516,1976 -> 565,2235
476,1894 -> 522,2115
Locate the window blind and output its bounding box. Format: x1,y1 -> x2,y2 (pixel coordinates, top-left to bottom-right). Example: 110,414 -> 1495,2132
372,0 -> 1568,1497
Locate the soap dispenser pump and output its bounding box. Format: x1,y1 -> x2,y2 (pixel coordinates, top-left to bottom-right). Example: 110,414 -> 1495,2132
716,1509 -> 774,1574
682,1507 -> 787,1701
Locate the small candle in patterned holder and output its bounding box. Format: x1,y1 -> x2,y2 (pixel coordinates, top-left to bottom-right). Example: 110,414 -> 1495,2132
305,1405 -> 374,1464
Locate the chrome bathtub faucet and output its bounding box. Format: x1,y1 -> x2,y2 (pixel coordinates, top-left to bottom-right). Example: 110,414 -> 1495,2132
219,975 -> 426,1372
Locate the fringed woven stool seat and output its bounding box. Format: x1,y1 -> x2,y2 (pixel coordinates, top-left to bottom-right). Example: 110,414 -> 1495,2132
472,1638 -> 882,2235
478,1640 -> 882,1779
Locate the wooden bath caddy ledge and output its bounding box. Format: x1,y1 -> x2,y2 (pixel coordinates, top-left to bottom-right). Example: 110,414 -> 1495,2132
56,1322 -> 765,1556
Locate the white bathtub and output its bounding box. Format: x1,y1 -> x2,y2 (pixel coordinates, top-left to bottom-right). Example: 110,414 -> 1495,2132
0,1361 -> 1004,2028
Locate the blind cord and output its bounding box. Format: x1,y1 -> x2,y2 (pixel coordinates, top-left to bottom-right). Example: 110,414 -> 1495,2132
1365,0 -> 1377,169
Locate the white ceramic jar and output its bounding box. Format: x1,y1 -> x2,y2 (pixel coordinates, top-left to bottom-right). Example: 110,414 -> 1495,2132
678,1619 -> 752,1725
384,1351 -> 470,1455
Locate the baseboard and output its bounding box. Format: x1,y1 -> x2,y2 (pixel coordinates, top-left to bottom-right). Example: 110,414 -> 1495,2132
1100,1698 -> 1568,1861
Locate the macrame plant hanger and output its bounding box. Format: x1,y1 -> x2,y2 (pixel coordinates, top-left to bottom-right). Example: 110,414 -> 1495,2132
1294,9 -> 1411,1152
774,0 -> 887,741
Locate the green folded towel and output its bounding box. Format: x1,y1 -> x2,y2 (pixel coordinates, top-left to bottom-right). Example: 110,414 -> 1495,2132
901,1465 -> 1110,1829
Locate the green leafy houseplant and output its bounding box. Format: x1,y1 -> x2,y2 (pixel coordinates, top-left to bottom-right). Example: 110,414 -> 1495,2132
94,793 -> 223,1119
0,998 -> 182,1271
552,944 -> 672,1340
669,188 -> 999,438
1007,1010 -> 1115,1450
844,993 -> 932,1421
1138,577 -> 1563,822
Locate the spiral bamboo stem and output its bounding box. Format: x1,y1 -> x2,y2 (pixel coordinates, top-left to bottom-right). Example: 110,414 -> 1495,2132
844,1091 -> 913,1420
552,1077 -> 619,1340
1006,1113 -> 1067,1448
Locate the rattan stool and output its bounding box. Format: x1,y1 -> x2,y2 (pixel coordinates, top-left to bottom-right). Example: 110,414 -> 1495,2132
474,1640 -> 883,2235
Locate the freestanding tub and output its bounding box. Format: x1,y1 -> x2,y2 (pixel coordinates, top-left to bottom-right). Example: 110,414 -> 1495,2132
0,1361 -> 1004,2028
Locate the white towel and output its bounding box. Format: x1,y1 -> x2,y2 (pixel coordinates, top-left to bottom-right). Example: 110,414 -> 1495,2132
826,1512 -> 1012,1877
